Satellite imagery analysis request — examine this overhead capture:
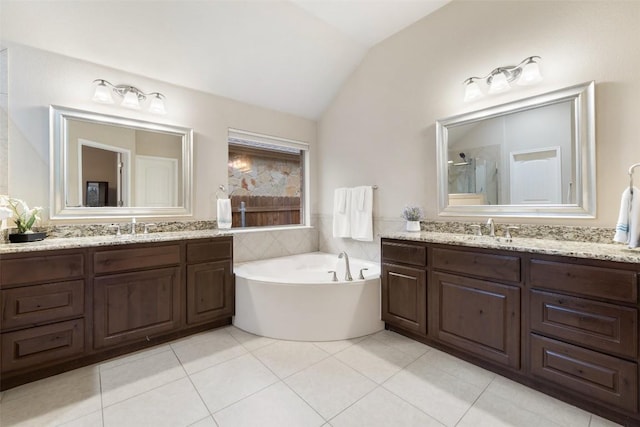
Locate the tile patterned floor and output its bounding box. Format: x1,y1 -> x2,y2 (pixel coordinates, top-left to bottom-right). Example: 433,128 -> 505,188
0,326 -> 624,427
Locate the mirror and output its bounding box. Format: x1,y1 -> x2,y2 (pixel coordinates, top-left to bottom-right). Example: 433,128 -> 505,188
436,81 -> 595,218
50,106 -> 193,219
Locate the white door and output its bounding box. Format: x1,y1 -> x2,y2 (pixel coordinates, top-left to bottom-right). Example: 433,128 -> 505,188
510,147 -> 561,204
135,155 -> 178,207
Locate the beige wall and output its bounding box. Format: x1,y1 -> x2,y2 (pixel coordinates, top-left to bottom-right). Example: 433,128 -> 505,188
318,0 -> 640,228
5,44 -> 317,223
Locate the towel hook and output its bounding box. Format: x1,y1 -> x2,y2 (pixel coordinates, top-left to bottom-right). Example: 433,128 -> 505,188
216,184 -> 227,200
629,163 -> 640,195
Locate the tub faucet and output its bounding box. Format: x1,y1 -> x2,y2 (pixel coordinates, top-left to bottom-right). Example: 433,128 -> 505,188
338,252 -> 353,281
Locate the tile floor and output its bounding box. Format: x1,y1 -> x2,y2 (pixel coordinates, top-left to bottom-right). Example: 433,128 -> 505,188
0,326 -> 624,427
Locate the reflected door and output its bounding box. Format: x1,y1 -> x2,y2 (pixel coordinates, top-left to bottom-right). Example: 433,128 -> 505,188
135,156 -> 178,207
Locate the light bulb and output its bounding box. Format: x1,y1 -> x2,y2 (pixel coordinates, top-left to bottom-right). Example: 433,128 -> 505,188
92,81 -> 114,104
517,60 -> 543,86
121,90 -> 141,109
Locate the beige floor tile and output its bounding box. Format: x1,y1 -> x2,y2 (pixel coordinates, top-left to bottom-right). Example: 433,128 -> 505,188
57,410 -> 104,427
486,376 -> 591,427
189,416 -> 218,427
334,337 -> 416,384
103,377 -> 208,427
171,328 -> 247,374
191,353 -> 278,412
227,325 -> 277,351
213,381 -> 325,427
101,349 -> 186,407
457,390 -> 565,427
312,337 -> 365,355
252,340 -> 330,378
590,415 -> 624,427
99,344 -> 171,371
418,348 -> 495,388
370,330 -> 431,358
285,357 -> 376,419
0,370 -> 101,427
383,356 -> 484,426
330,387 -> 444,427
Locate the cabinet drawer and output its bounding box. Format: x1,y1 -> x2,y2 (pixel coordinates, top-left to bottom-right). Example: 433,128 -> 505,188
2,280 -> 85,330
1,319 -> 85,373
187,238 -> 232,264
530,334 -> 638,412
432,247 -> 520,283
381,241 -> 427,267
1,253 -> 84,287
530,290 -> 637,358
529,259 -> 637,303
94,244 -> 181,274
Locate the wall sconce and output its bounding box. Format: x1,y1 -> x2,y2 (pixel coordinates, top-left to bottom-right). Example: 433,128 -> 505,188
463,56 -> 542,102
92,79 -> 167,114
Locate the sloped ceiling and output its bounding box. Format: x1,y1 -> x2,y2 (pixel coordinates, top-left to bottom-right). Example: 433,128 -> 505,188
0,0 -> 450,119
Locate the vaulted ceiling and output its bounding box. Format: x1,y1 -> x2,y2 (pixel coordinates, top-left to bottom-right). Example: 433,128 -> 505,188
1,0 -> 450,119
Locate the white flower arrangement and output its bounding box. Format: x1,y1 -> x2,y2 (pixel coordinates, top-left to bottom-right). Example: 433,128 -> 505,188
401,205 -> 423,222
0,195 -> 42,233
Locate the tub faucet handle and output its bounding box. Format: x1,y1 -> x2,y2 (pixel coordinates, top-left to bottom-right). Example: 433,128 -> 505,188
327,270 -> 338,282
358,268 -> 369,280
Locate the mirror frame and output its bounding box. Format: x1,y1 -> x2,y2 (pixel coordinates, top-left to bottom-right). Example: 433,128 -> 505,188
50,105 -> 193,219
436,81 -> 595,218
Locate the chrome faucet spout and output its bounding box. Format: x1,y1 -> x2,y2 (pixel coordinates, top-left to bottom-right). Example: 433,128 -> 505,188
338,251 -> 353,281
487,218 -> 495,237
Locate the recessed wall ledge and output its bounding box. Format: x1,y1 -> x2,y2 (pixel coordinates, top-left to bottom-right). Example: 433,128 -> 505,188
418,220 -> 614,244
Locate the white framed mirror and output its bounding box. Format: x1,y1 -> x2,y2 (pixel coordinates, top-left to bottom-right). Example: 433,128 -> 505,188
50,106 -> 193,219
436,81 -> 595,218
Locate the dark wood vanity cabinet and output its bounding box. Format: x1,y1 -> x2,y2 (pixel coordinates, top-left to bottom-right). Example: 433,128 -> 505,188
381,240 -> 427,334
381,238 -> 640,426
0,235 -> 234,390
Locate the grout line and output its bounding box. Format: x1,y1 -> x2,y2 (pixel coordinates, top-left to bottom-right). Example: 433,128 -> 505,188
453,375 -> 495,426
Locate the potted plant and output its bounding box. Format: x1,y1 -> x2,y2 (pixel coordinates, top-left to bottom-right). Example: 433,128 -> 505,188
0,195 -> 45,243
401,205 -> 423,232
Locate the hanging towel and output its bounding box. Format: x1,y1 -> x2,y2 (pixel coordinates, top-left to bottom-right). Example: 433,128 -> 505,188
614,186 -> 640,248
332,188 -> 351,237
217,198 -> 232,229
350,186 -> 373,242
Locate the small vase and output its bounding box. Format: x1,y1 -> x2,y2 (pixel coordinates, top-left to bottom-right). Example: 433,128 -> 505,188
406,221 -> 421,232
9,232 -> 47,243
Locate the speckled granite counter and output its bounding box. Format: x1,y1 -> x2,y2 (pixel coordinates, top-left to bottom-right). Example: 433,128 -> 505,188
0,229 -> 230,254
382,231 -> 640,264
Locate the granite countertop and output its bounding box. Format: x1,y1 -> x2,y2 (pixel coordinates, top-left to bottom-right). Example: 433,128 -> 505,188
381,231 -> 640,264
0,230 -> 230,254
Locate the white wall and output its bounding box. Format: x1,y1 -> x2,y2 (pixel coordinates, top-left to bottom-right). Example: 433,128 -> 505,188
5,44 -> 317,224
317,0 -> 640,258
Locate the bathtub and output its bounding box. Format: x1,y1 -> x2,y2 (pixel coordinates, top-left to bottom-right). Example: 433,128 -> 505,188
233,252 -> 384,341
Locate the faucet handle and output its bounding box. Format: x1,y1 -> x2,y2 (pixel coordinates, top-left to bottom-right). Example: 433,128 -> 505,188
108,224 -> 121,236
327,270 -> 338,282
144,223 -> 157,234
358,268 -> 369,280
505,226 -> 520,241
469,224 -> 482,236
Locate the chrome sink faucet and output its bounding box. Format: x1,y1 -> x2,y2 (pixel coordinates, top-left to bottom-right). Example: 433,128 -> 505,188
130,217 -> 137,235
487,218 -> 496,237
338,251 -> 353,281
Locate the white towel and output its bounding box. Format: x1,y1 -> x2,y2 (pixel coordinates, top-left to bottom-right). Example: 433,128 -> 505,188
332,188 -> 351,237
614,186 -> 640,248
217,198 -> 232,229
350,186 -> 373,241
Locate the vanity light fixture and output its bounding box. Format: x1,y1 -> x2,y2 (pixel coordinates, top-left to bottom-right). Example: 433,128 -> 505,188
463,56 -> 542,102
92,79 -> 167,114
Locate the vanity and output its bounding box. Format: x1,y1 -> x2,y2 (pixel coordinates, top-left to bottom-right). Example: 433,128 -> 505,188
381,233 -> 640,426
0,232 -> 234,390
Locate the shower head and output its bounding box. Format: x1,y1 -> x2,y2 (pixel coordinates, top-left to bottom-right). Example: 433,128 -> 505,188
459,153 -> 466,160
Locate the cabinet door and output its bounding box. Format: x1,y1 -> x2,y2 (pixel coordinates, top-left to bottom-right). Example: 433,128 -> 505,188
433,272 -> 520,369
186,261 -> 234,325
381,263 -> 427,334
94,267 -> 181,348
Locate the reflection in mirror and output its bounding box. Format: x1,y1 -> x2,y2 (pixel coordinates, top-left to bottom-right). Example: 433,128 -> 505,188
436,81 -> 595,218
50,106 -> 193,219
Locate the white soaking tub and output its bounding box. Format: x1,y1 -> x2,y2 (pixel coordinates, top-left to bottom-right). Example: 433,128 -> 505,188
233,252 -> 384,341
